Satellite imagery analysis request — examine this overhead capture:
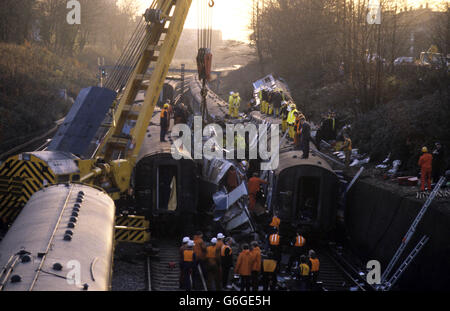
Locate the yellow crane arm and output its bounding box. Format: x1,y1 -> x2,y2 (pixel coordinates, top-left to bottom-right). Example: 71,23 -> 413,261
97,0 -> 192,168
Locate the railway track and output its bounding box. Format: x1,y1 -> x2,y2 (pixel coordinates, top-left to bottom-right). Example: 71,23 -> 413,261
316,248 -> 366,291
147,241 -> 182,291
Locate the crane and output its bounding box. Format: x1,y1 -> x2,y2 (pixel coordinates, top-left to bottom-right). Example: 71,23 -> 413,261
0,0 -> 213,227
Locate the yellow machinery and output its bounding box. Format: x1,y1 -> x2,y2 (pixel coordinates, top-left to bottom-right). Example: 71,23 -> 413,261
0,0 -> 195,229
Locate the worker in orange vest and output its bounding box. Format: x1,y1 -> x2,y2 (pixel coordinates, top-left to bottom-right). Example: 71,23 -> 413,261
248,173 -> 268,211
160,103 -> 169,142
193,231 -> 207,289
308,249 -> 320,288
269,214 -> 280,230
250,241 -> 262,291
206,238 -> 221,291
235,243 -> 252,291
221,237 -> 233,289
182,240 -> 196,291
268,229 -> 281,264
418,147 -> 433,191
287,233 -> 306,273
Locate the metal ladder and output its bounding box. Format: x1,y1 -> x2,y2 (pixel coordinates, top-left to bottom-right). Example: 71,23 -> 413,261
381,175 -> 447,284
383,235 -> 430,291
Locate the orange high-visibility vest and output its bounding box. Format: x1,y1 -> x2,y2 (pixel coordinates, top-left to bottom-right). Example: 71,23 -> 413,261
269,234 -> 280,246
295,235 -> 306,247
310,258 -> 320,272
160,108 -> 168,118
221,245 -> 232,257
183,249 -> 194,262
206,246 -> 216,259
269,216 -> 280,228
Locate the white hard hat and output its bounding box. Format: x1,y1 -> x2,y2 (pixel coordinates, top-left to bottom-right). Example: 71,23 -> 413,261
188,240 -> 194,247
217,233 -> 225,239
182,237 -> 190,243
230,91 -> 234,95
211,238 -> 217,244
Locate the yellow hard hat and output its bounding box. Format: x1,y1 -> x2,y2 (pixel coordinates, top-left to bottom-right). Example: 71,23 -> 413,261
164,104 -> 169,108
422,147 -> 428,153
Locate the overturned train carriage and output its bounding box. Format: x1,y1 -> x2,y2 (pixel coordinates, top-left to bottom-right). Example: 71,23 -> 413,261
0,184 -> 115,291
133,94 -> 198,238
0,151 -> 82,226
270,150 -> 339,236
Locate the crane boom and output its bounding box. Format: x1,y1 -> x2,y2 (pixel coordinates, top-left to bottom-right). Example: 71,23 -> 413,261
0,0 -> 196,223
98,0 -> 192,166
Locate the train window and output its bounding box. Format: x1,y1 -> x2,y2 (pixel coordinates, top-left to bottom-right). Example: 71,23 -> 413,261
156,165 -> 177,212
57,174 -> 70,183
295,176 -> 320,224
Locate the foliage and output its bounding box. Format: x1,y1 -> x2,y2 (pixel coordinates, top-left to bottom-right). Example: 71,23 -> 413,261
0,43 -> 96,151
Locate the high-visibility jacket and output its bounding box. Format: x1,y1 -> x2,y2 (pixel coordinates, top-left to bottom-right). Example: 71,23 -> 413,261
221,244 -> 232,257
294,235 -> 306,247
160,108 -> 168,119
418,153 -> 433,170
216,240 -> 224,252
310,258 -> 320,272
194,237 -> 206,260
229,95 -> 241,108
343,138 -> 352,151
263,259 -> 277,273
269,216 -> 280,229
269,234 -> 280,246
287,109 -> 297,124
235,250 -> 252,276
295,118 -> 302,135
206,245 -> 217,259
248,177 -> 267,195
250,246 -> 261,272
299,263 -> 310,276
183,249 -> 194,262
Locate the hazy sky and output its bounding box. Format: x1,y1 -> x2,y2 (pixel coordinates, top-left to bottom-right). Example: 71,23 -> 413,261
138,0 -> 254,42
137,0 -> 448,42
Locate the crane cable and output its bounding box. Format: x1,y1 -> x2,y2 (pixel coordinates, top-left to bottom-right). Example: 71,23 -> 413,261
197,0 -> 214,122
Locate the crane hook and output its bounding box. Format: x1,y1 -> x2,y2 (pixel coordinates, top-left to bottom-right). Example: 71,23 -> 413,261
208,0 -> 214,8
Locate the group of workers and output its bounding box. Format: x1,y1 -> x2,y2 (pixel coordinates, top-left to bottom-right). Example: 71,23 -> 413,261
180,232 -> 233,291
179,215 -> 321,292
258,87 -> 286,118
418,142 -> 447,191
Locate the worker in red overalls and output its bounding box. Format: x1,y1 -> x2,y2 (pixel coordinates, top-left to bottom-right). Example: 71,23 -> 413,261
247,173 -> 268,211
418,147 -> 433,191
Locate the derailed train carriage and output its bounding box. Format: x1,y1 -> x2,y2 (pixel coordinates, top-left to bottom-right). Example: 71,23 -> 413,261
132,85 -> 199,238
0,184 -> 115,291
250,75 -> 341,236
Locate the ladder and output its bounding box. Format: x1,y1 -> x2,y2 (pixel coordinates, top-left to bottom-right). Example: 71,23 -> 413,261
383,235 -> 430,291
345,166 -> 364,194
381,175 -> 446,283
